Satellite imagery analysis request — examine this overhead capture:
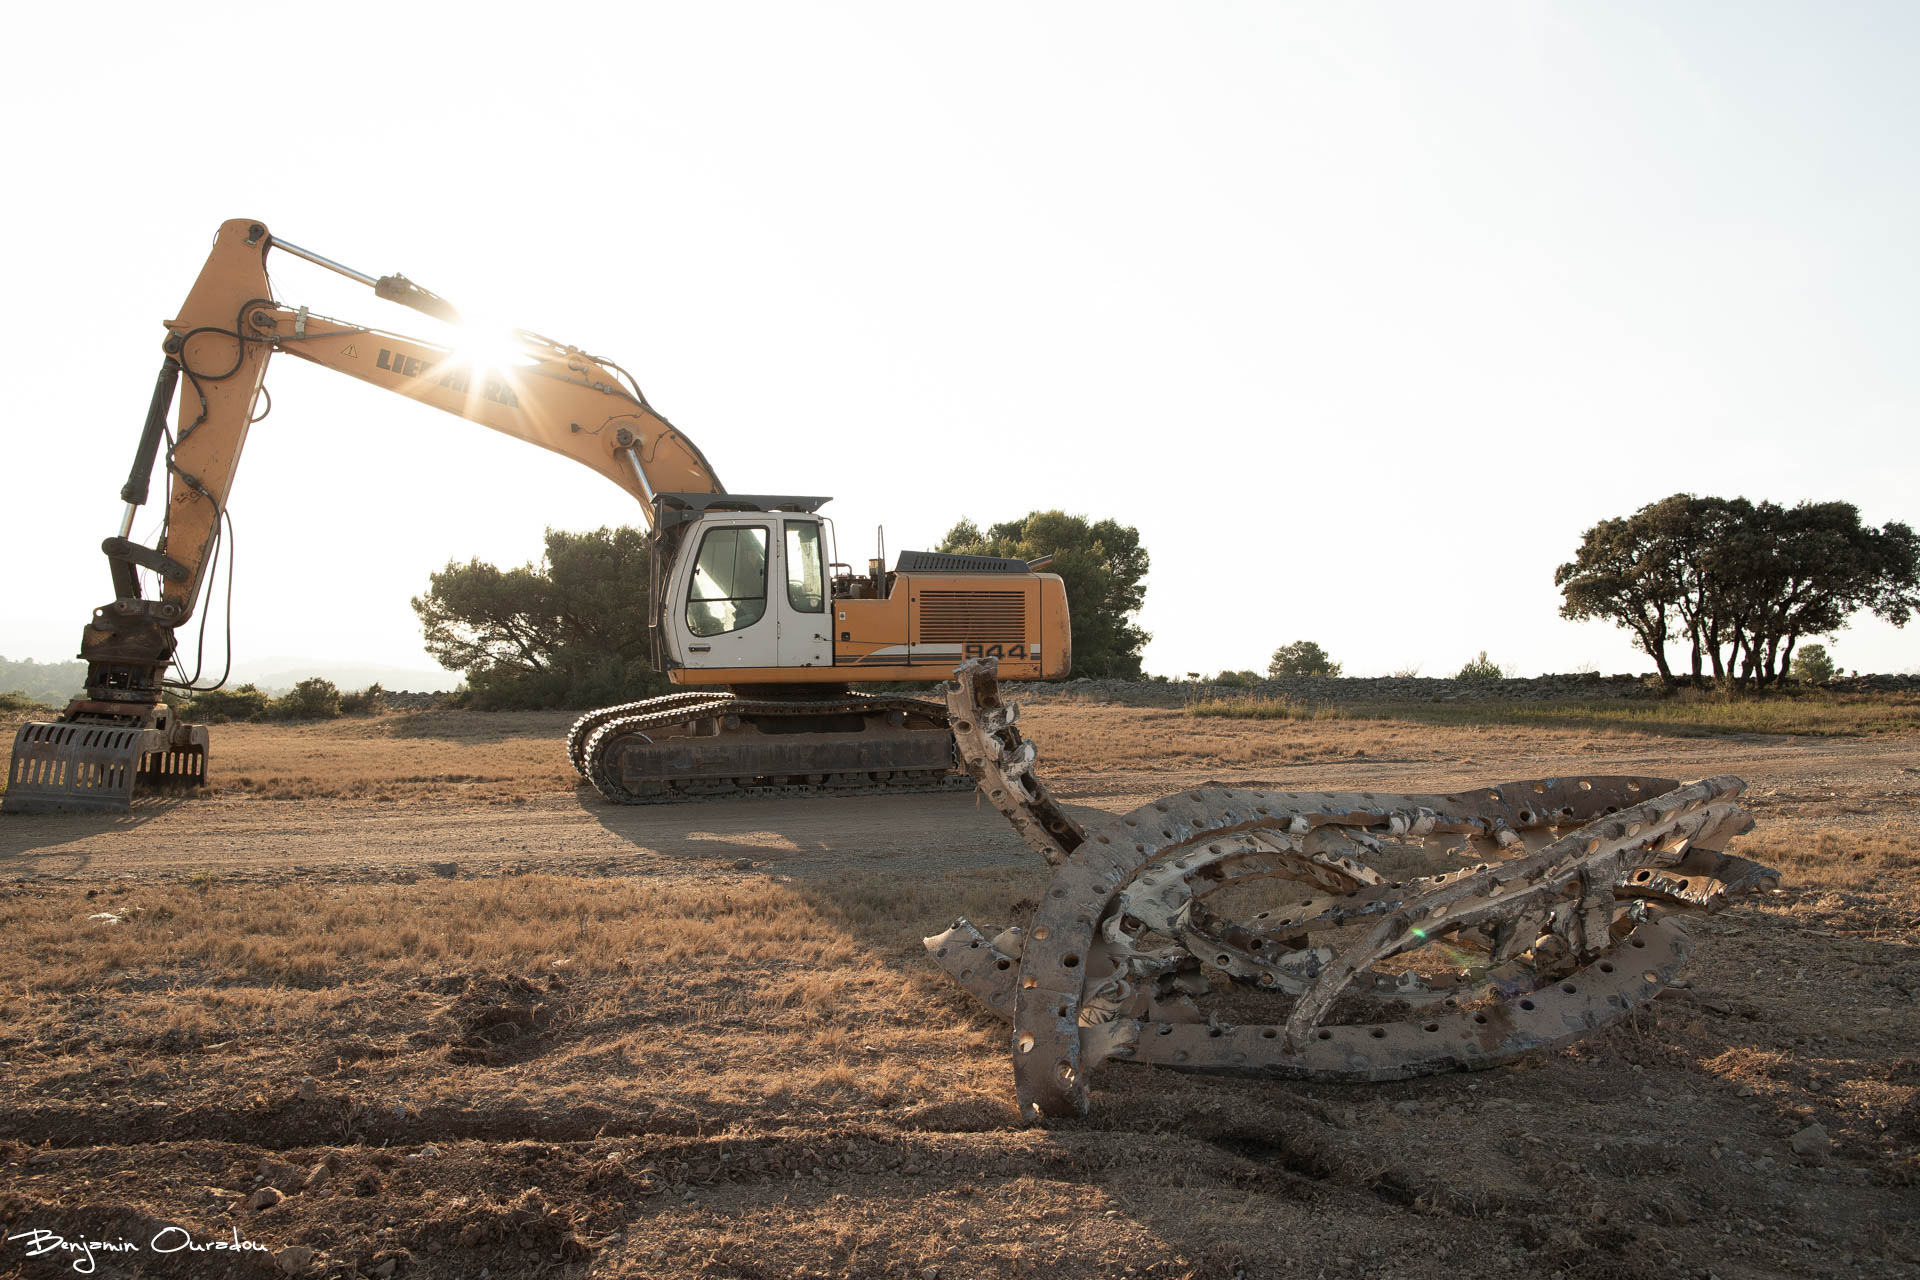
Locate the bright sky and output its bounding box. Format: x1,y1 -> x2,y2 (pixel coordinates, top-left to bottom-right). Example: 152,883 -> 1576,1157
4,3 -> 1916,681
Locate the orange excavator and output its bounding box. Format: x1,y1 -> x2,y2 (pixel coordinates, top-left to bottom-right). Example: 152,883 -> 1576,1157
4,218 -> 1069,813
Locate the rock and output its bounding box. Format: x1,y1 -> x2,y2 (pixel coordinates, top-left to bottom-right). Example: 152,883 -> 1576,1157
1393,1100 -> 1420,1117
246,1186 -> 285,1211
410,1144 -> 441,1159
257,1158 -> 305,1191
733,858 -> 755,870
303,1162 -> 331,1191
276,1245 -> 316,1275
296,1076 -> 318,1101
1790,1123 -> 1831,1163
428,861 -> 460,878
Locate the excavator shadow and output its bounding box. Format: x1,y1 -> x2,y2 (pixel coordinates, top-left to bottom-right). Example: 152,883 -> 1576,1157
572,786 -> 1087,902
0,794 -> 186,861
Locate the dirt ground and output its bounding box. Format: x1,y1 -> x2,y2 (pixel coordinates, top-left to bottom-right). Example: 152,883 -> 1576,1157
0,699 -> 1915,1278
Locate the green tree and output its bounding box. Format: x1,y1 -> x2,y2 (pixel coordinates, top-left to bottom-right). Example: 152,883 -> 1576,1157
1789,643 -> 1836,685
1557,494 -> 1919,690
1555,510 -> 1682,687
1267,640 -> 1342,678
412,526 -> 667,709
938,511 -> 1150,679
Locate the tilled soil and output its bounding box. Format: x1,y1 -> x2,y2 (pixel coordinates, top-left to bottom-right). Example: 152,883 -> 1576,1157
0,704 -> 1915,1278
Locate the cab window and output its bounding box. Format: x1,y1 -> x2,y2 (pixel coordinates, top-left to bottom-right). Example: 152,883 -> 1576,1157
785,521 -> 825,613
687,525 -> 768,637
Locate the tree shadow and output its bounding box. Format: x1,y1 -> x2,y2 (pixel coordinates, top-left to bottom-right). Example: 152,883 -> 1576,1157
380,709 -> 578,743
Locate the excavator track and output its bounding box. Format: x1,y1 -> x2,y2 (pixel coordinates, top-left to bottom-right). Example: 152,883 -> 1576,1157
564,691 -> 731,775
931,658 -> 1779,1121
577,690 -> 973,805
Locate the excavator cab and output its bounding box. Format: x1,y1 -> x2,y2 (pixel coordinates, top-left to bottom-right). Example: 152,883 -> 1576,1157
647,494 -> 836,679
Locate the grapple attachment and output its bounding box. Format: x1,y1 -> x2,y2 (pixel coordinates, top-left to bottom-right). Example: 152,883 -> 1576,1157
3,713 -> 208,814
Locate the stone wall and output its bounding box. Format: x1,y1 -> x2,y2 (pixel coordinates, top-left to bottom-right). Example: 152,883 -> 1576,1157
1000,670 -> 1920,706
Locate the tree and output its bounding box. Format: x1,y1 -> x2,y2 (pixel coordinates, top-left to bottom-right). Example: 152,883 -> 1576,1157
1790,643 -> 1836,685
1554,511 -> 1681,686
1557,495 -> 1919,690
1267,640 -> 1342,678
939,511 -> 1150,679
412,526 -> 667,709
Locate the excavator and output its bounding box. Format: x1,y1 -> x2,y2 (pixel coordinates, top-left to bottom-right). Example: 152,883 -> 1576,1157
3,218 -> 1069,813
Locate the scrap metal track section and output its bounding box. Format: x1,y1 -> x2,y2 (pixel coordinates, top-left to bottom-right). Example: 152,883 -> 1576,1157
931,658 -> 1778,1120
572,690 -> 971,805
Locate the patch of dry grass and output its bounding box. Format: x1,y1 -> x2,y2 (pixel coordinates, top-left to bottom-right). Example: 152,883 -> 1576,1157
1188,687 -> 1920,737
0,864 -> 1052,1127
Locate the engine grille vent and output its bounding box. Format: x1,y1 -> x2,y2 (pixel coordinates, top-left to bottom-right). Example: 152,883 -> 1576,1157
916,591 -> 1027,643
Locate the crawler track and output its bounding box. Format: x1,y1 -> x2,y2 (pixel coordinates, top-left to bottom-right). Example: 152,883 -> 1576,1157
572,690 -> 970,805
931,659 -> 1780,1120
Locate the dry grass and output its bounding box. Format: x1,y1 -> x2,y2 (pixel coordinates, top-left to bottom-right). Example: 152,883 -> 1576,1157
1188,687 -> 1920,737
0,865 -> 1051,1130
2,699 -> 1917,1277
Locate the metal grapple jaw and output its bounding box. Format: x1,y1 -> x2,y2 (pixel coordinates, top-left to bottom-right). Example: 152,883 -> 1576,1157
4,704 -> 208,814
3,603 -> 208,814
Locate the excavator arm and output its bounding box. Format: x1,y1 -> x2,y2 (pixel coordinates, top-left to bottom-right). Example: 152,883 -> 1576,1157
145,217 -> 723,626
5,217 -> 723,812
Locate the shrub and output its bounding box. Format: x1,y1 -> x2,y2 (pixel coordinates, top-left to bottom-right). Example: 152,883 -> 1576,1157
185,683 -> 272,723
458,654 -> 666,711
1212,669 -> 1262,688
1267,641 -> 1342,678
339,683 -> 387,715
0,690 -> 53,714
1455,651 -> 1508,681
268,677 -> 342,721
1790,644 -> 1836,685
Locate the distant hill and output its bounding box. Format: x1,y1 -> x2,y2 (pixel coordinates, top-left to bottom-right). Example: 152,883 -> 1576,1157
0,656 -> 86,703
0,654 -> 457,702
226,657 -> 458,694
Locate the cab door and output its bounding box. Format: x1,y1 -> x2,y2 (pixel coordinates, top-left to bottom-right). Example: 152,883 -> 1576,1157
776,517 -> 832,668
678,517 -> 778,670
